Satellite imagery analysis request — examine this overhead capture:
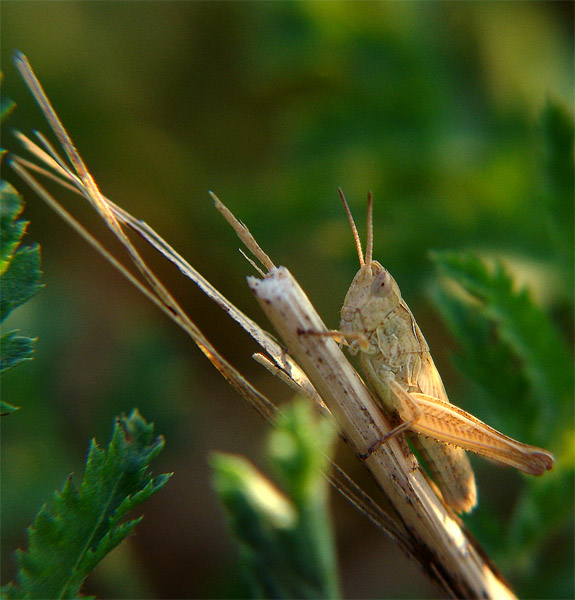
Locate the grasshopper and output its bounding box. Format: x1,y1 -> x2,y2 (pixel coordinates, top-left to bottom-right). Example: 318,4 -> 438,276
338,189 -> 554,513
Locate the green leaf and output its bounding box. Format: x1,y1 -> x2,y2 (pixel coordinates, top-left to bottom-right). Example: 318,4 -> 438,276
0,244 -> 43,322
431,251 -> 572,441
211,399 -> 340,599
0,99 -> 37,404
0,74 -> 16,124
0,182 -> 43,318
1,399 -> 20,415
430,250 -> 574,594
0,180 -> 43,379
1,330 -> 36,374
0,181 -> 28,276
1,410 -> 171,599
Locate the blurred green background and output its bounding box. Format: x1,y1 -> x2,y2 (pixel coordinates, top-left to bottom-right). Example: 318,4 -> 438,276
1,2 -> 573,598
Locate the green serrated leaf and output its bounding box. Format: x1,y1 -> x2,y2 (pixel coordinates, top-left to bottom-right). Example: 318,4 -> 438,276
430,249 -> 574,585
1,98 -> 16,124
1,330 -> 36,375
0,245 -> 43,322
428,281 -> 531,432
0,179 -> 43,380
1,74 -> 16,124
0,181 -> 29,275
431,251 -> 572,441
211,399 -> 340,599
1,410 -> 171,599
0,400 -> 20,415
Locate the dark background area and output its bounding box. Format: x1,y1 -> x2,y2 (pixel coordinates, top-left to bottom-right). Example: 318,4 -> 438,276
1,2 -> 573,598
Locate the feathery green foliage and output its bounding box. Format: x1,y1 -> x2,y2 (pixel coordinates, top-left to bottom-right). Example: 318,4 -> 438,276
431,252 -> 571,438
211,399 -> 340,599
428,100 -> 574,599
1,410 -> 171,599
430,251 -> 574,596
0,77 -> 16,125
1,90 -> 43,413
0,181 -> 42,413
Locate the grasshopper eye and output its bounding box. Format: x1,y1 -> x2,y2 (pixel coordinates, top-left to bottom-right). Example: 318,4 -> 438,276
372,270 -> 393,297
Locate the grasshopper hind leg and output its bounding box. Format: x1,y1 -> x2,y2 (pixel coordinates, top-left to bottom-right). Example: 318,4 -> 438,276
411,435 -> 477,513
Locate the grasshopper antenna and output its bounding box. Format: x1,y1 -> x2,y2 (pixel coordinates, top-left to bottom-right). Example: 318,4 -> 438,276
338,188 -> 365,268
365,191 -> 373,266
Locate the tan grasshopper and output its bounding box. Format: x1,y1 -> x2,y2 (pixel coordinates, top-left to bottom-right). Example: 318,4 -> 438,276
338,189 -> 554,513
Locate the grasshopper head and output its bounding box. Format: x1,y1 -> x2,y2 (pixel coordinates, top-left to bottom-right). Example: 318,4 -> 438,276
340,260 -> 402,344
337,189 -> 403,352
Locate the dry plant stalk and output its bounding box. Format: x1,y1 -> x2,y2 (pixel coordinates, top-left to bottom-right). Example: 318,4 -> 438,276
248,268 -> 515,599
10,52 -> 521,599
